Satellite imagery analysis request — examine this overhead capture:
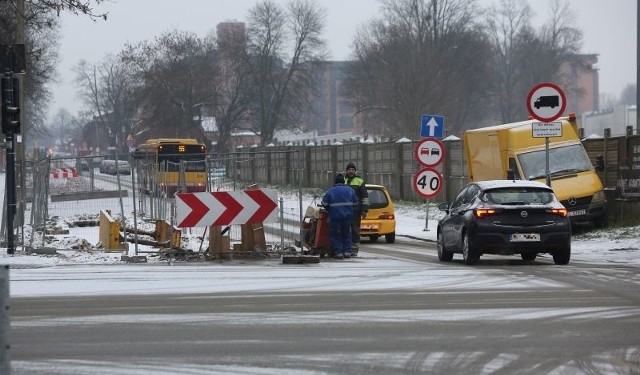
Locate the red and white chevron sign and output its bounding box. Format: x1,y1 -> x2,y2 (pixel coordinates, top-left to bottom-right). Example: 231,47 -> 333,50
51,168 -> 78,179
176,189 -> 279,228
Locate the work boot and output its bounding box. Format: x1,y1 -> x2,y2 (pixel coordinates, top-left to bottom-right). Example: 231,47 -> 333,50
343,252 -> 352,259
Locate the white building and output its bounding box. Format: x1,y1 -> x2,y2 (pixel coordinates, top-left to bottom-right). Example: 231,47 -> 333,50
581,105 -> 637,137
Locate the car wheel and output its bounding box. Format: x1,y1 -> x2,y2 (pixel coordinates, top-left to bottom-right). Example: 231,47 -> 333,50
462,231 -> 480,265
385,232 -> 395,243
369,235 -> 379,243
553,244 -> 571,265
437,231 -> 453,262
521,253 -> 537,261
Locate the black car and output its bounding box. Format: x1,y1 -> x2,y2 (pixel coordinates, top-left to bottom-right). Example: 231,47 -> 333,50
437,180 -> 571,265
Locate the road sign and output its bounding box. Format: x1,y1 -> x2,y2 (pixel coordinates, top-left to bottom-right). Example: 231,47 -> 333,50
51,168 -> 78,179
126,134 -> 135,148
415,138 -> 445,167
413,167 -> 443,199
526,82 -> 566,122
176,189 -> 278,227
420,114 -> 445,138
532,122 -> 563,138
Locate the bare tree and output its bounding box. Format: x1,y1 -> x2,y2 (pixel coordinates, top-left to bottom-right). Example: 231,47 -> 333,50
243,0 -> 327,145
50,108 -> 72,150
2,0 -> 109,142
25,0 -> 108,20
345,0 -> 488,137
209,25 -> 254,152
120,30 -> 219,143
1,1 -> 62,136
73,55 -> 137,153
484,0 -> 535,123
618,84 -> 636,106
485,0 -> 583,123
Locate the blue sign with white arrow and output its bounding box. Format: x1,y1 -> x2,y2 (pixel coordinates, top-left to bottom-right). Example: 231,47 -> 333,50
420,115 -> 445,139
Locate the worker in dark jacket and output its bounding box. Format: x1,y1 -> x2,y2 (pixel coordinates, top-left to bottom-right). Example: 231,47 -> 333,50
322,173 -> 358,259
344,162 -> 369,255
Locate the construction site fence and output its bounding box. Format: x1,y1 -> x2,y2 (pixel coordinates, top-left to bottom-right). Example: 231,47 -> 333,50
2,132 -> 639,253
2,154 -> 311,257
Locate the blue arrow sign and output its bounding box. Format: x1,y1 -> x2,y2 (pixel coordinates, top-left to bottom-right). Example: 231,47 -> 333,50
420,115 -> 445,139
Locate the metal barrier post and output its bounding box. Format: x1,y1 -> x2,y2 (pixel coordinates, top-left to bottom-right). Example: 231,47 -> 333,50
423,199 -> 430,231
1,265 -> 10,374
279,196 -> 285,251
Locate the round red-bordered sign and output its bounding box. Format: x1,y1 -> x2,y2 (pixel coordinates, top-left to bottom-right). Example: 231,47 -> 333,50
414,138 -> 446,167
526,82 -> 566,122
413,166 -> 443,199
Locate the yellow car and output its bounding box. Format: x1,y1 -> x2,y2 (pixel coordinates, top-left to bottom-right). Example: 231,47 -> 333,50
360,184 -> 396,243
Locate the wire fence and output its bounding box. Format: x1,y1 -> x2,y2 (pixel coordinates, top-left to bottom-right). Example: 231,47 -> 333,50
2,154 -> 313,259
4,133 -> 638,255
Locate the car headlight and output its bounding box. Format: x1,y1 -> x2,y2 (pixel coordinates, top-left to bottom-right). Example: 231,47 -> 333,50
592,190 -> 606,203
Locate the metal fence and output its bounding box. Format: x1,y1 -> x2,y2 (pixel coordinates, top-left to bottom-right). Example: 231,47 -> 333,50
2,133 -> 638,254
2,154 -> 309,256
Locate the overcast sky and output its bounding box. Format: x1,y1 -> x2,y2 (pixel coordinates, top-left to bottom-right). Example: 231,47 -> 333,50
47,0 -> 637,122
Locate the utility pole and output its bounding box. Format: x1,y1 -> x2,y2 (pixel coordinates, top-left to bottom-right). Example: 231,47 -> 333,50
16,0 -> 26,235
2,71 -> 21,255
0,0 -> 26,254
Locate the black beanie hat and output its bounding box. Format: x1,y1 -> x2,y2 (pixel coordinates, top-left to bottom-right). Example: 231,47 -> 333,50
346,162 -> 357,170
335,173 -> 345,184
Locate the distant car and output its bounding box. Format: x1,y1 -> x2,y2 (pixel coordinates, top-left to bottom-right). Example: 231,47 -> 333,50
78,156 -> 103,171
78,158 -> 90,171
111,160 -> 132,175
99,160 -> 115,174
360,184 -> 396,243
437,180 -> 571,265
101,160 -> 131,175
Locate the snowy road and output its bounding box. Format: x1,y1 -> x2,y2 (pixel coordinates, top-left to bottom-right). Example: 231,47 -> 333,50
3,172 -> 640,374
8,246 -> 640,375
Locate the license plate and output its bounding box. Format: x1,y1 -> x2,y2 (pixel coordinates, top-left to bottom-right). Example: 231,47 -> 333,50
510,233 -> 540,242
568,209 -> 587,217
361,224 -> 378,230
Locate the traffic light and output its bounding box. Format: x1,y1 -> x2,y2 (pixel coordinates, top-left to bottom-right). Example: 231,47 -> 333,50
1,74 -> 20,135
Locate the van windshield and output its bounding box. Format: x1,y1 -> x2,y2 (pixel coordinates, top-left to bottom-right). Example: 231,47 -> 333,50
518,144 -> 593,180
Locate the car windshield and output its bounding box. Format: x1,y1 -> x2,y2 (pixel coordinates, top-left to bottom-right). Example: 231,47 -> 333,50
483,188 -> 554,205
517,144 -> 592,180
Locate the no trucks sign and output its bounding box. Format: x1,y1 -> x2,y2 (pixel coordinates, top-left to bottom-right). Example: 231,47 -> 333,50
527,82 -> 566,122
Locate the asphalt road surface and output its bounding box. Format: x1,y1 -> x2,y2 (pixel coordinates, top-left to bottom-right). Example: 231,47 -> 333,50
10,238 -> 640,374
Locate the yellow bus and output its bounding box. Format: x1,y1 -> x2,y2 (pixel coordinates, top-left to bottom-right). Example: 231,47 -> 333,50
133,138 -> 207,196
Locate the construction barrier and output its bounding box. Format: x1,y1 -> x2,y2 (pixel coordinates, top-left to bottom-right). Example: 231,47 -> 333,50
98,210 -> 125,251
51,168 -> 78,179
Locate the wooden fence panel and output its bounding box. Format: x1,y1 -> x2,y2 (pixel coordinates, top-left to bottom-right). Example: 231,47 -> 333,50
229,135 -> 639,204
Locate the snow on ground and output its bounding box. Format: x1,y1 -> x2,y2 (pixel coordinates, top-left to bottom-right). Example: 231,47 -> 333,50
3,200 -> 639,268
0,173 -> 639,298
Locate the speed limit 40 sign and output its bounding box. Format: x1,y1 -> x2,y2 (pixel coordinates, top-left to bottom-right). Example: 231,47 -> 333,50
413,166 -> 443,199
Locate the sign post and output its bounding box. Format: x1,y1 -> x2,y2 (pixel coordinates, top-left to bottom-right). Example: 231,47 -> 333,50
415,137 -> 446,231
417,114 -> 445,231
526,82 -> 566,187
